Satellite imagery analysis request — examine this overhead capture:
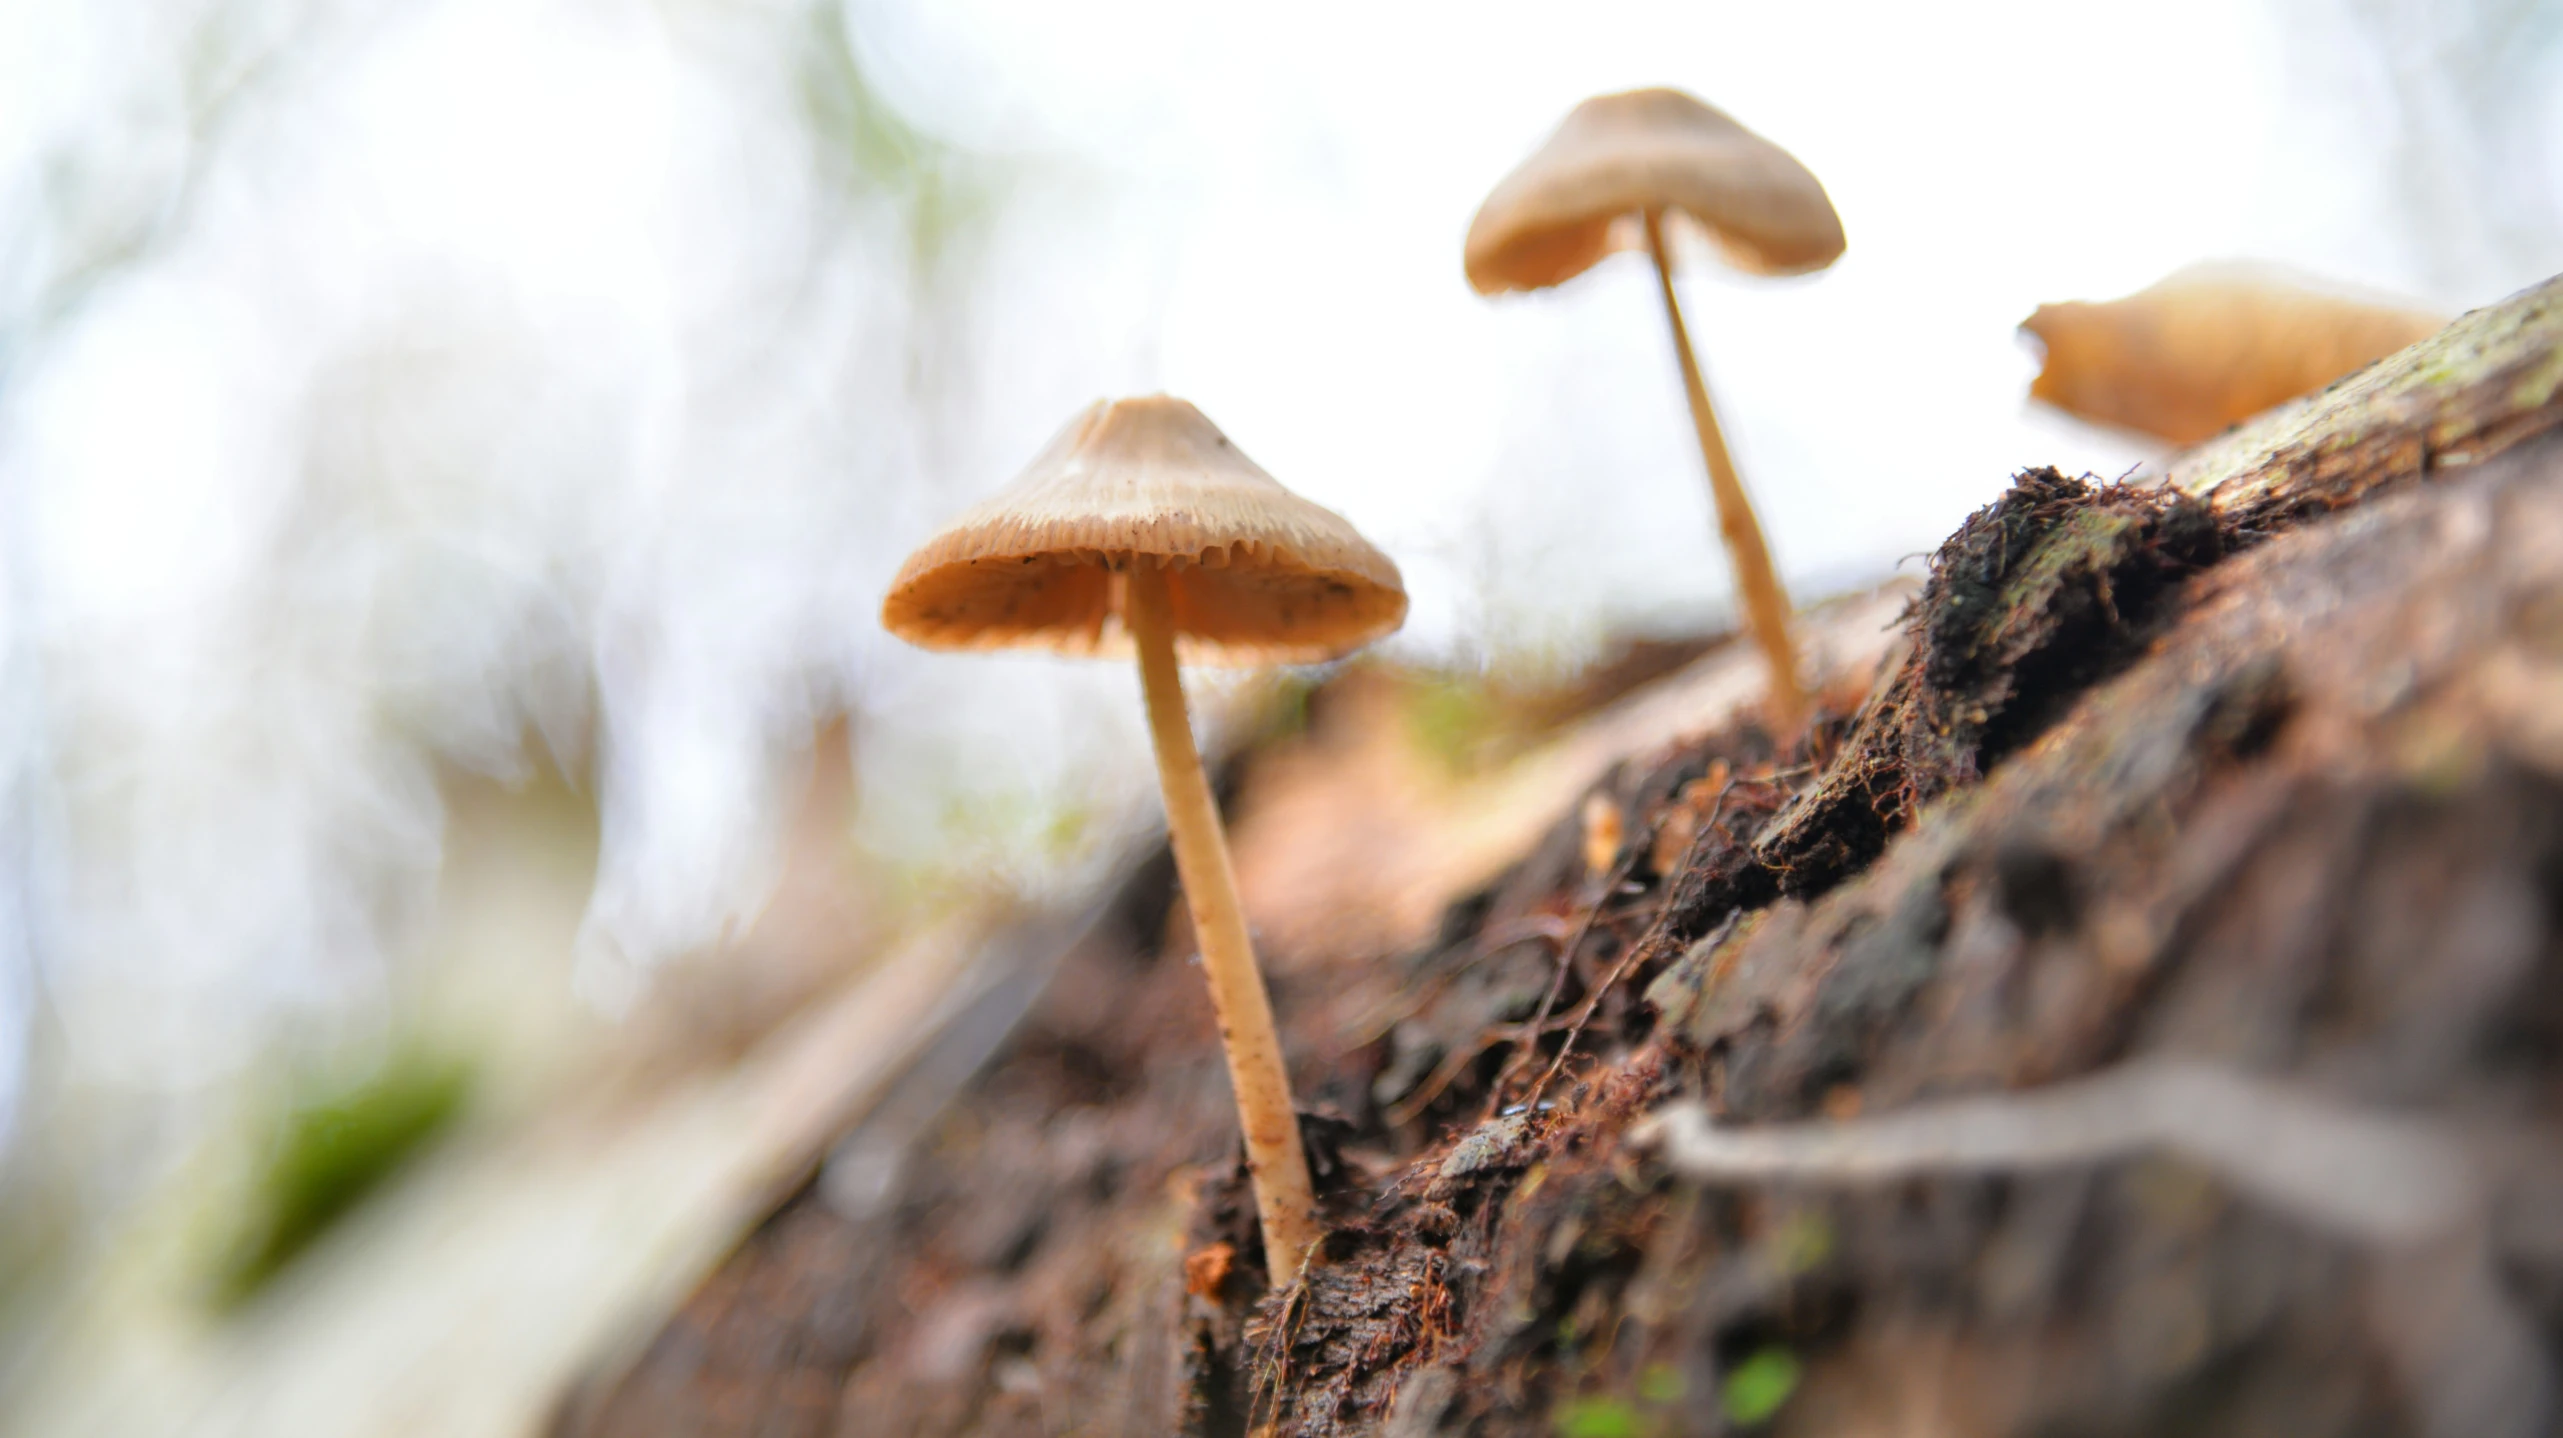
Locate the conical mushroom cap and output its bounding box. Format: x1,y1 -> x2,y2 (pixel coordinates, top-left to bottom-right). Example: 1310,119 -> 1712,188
1465,88 -> 1845,295
2021,264 -> 2447,446
882,396 -> 1407,666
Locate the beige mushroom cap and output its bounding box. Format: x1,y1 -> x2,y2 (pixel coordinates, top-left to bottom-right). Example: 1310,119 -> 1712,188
1465,88 -> 1845,295
882,396 -> 1407,666
2021,263 -> 2448,446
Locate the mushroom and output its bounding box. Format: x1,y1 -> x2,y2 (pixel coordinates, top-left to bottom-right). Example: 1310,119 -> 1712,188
881,395 -> 1406,1280
2021,263 -> 2446,447
1466,87 -> 1845,731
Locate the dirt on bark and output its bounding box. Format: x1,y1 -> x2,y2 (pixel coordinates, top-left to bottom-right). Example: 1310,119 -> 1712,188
556,276 -> 2563,1438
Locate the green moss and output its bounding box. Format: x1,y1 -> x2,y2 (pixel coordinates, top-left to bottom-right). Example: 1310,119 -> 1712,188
1721,1347 -> 1803,1426
1994,508 -> 2143,620
212,1050 -> 471,1307
2414,355 -> 2466,390
1553,1396 -> 1643,1438
2170,277 -> 2563,501
2510,341 -> 2563,412
1636,1363 -> 1686,1404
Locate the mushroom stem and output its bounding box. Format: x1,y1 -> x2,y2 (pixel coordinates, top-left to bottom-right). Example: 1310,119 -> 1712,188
1642,208 -> 1809,732
1123,562 -> 1323,1280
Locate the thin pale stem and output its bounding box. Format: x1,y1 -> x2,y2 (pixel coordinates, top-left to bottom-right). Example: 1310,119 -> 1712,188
1643,209 -> 1809,733
1124,563 -> 1322,1280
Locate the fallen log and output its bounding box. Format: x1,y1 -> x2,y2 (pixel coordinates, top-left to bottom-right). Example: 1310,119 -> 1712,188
557,273 -> 2563,1438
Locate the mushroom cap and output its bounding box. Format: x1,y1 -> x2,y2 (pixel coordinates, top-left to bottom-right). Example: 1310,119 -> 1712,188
881,396 -> 1408,666
1465,87 -> 1845,295
2021,263 -> 2447,446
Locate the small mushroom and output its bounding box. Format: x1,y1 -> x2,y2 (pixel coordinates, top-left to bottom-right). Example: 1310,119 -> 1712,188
882,395 -> 1406,1279
1467,88 -> 1845,732
2021,263 -> 2446,446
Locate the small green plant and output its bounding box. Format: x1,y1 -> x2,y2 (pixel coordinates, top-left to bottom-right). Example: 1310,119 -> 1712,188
1553,1395 -> 1643,1438
212,1049 -> 471,1307
1720,1347 -> 1803,1427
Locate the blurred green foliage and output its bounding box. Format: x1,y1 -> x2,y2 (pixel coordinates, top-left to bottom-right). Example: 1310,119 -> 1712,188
1770,1208 -> 1835,1276
1552,1395 -> 1642,1438
1405,675 -> 1505,775
799,0 -> 1006,277
1720,1347 -> 1802,1426
211,1049 -> 472,1308
1242,672 -> 1318,751
1636,1362 -> 1685,1404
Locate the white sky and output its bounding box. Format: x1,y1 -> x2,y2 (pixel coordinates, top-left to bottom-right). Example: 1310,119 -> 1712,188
0,0 -> 2555,1137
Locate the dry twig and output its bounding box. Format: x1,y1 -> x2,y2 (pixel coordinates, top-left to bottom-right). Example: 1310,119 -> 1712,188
1629,1058 -> 2486,1244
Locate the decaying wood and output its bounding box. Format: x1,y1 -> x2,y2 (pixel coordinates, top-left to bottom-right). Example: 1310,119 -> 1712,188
2167,271 -> 2563,526
1221,585 -> 1910,972
557,275 -> 2563,1437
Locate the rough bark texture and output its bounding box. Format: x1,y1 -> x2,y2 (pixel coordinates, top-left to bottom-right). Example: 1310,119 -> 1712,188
557,275 -> 2563,1437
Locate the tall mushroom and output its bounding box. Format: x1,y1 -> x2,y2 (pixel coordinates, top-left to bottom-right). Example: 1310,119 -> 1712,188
1466,87 -> 1845,731
881,395 -> 1406,1281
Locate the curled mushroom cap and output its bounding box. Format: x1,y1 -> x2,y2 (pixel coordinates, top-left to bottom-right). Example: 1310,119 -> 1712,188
1465,87 -> 1845,296
2022,264 -> 2447,447
882,395 -> 1407,666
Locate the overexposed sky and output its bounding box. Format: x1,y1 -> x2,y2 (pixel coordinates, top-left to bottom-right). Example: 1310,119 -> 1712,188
0,0 -> 2555,1139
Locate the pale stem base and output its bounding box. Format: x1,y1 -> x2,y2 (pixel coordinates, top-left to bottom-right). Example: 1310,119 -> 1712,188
1124,564 -> 1323,1280
1643,208 -> 1810,733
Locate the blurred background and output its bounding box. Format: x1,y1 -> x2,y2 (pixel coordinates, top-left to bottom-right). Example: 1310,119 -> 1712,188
0,0 -> 2556,1432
